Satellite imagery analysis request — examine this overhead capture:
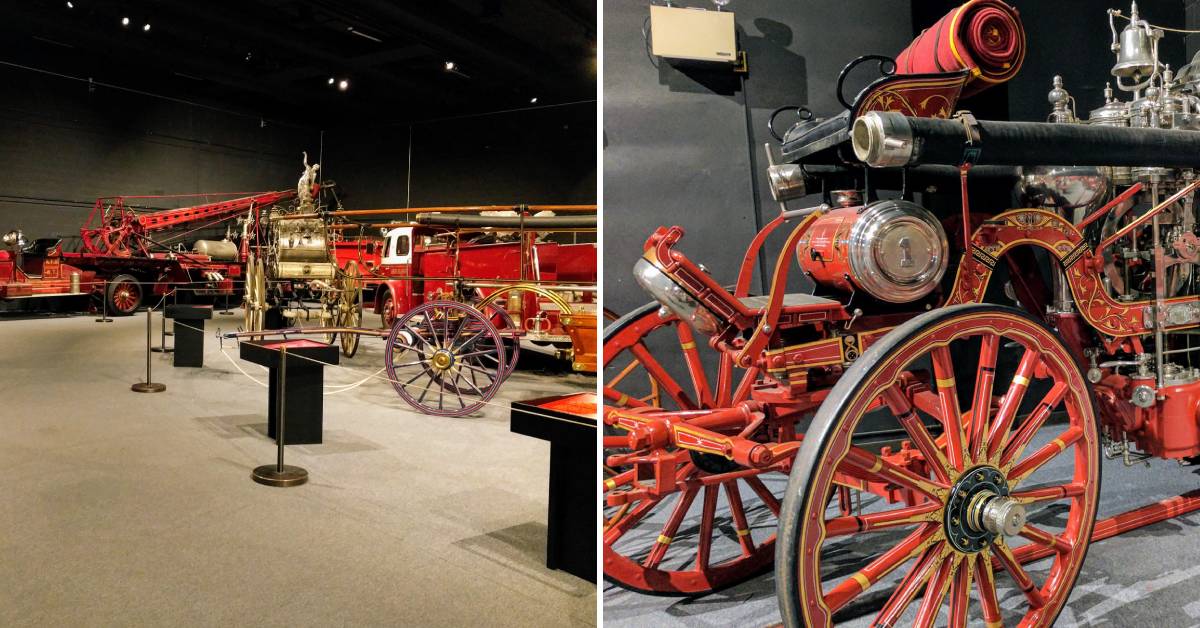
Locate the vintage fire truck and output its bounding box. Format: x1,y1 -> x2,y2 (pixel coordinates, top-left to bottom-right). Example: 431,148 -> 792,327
604,1 -> 1200,626
0,188 -> 297,316
228,205 -> 597,417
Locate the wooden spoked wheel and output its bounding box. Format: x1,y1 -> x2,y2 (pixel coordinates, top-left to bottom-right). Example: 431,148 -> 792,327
603,301 -> 780,594
242,254 -> 265,332
384,301 -> 506,417
338,261 -> 363,357
776,304 -> 1100,628
483,304 -> 520,382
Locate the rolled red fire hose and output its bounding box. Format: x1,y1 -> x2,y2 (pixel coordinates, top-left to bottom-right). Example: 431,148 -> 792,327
894,0 -> 1025,97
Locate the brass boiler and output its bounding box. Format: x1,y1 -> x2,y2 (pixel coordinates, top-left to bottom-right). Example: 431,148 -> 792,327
271,217 -> 335,280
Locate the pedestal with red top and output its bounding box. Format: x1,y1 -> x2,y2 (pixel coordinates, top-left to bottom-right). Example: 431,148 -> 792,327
240,338 -> 339,445
510,392 -> 597,583
165,304 -> 212,367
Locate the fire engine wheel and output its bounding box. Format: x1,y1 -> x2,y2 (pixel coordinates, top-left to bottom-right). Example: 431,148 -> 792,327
242,254 -> 265,332
430,304 -> 520,394
105,274 -> 142,316
380,291 -> 396,329
603,301 -> 779,594
776,304 -> 1101,628
484,304 -> 520,381
384,301 -> 506,417
338,261 -> 362,357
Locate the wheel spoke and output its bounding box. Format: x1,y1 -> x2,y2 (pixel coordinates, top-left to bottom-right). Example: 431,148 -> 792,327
914,554 -> 956,628
743,475 -> 781,517
841,445 -> 949,502
823,524 -> 940,614
694,485 -> 718,571
992,540 -> 1047,609
1001,382 -> 1068,468
947,554 -> 973,628
969,333 -> 1000,461
1007,425 -> 1083,485
875,544 -> 947,627
883,384 -> 951,484
1019,524 -> 1074,555
974,552 -> 1004,627
603,497 -> 659,545
824,501 -> 942,537
724,481 -> 757,556
1010,481 -> 1086,505
984,349 -> 1039,462
931,347 -> 967,471
676,323 -> 714,407
643,486 -> 700,569
604,386 -> 651,409
630,343 -> 699,410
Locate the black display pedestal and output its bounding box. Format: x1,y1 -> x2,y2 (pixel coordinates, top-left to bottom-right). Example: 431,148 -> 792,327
240,339 -> 339,445
510,393 -> 597,583
165,304 -> 213,367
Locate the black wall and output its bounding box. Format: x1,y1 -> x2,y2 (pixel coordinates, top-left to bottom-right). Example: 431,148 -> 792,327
321,102 -> 597,209
603,0 -> 915,316
0,69 -> 596,247
0,65 -> 319,242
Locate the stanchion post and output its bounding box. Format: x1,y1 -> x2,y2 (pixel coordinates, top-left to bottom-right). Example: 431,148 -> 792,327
252,344 -> 308,487
153,289 -> 175,353
132,300 -> 166,393
95,279 -> 113,323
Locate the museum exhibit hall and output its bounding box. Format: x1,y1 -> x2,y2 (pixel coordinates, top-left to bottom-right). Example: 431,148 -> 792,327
601,0 -> 1200,626
0,1 -> 596,626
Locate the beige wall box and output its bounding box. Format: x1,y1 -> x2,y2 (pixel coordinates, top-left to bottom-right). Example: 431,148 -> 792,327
649,5 -> 737,64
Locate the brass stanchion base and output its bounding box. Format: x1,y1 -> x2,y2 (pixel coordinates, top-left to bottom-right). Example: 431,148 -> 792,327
151,347 -> 174,353
252,464 -> 308,487
131,382 -> 167,393
95,318 -> 113,323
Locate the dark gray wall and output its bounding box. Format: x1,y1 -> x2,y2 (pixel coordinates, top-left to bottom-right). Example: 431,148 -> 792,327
0,65 -> 320,242
321,102 -> 597,209
0,67 -> 595,247
603,0 -> 914,316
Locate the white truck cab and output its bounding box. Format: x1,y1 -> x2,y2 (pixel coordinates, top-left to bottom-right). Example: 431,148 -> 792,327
382,227 -> 413,266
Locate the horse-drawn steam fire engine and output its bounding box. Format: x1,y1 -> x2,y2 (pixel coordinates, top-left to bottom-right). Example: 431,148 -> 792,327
604,1 -> 1200,625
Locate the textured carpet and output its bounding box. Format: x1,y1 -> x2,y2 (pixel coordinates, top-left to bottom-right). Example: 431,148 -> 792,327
0,309 -> 596,627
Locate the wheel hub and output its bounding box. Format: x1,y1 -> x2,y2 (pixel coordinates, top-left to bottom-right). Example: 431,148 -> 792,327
943,465 -> 1024,553
431,349 -> 455,371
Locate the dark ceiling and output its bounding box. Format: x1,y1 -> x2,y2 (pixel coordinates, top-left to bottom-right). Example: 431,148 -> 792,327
0,0 -> 597,126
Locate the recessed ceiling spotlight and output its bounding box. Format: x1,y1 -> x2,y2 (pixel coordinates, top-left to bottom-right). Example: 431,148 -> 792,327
529,97 -> 538,104
143,23 -> 151,32
121,16 -> 130,26
327,77 -> 335,85
444,60 -> 456,71
65,1 -> 73,8
337,79 -> 349,91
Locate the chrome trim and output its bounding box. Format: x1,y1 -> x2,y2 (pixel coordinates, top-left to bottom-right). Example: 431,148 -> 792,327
851,111 -> 914,168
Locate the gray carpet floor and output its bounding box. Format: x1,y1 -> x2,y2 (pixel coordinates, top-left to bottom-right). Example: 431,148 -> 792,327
0,309 -> 596,627
605,427 -> 1200,627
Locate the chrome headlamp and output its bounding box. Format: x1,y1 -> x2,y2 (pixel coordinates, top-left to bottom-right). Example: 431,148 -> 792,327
633,258 -> 722,336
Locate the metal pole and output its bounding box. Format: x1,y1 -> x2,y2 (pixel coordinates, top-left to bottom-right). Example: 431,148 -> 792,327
95,280 -> 113,323
152,290 -> 174,353
276,345 -> 287,472
251,343 -> 307,487
131,300 -> 166,393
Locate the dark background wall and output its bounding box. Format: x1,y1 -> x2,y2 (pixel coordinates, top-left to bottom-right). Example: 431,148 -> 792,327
0,72 -> 595,247
321,102 -> 597,209
603,0 -> 1187,316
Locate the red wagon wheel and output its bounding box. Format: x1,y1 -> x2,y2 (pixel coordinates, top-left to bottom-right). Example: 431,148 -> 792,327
384,301 -> 506,417
776,304 -> 1100,628
603,301 -> 780,595
105,274 -> 142,316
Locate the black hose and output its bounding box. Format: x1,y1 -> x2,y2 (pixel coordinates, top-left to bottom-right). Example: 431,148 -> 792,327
866,113 -> 1200,168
